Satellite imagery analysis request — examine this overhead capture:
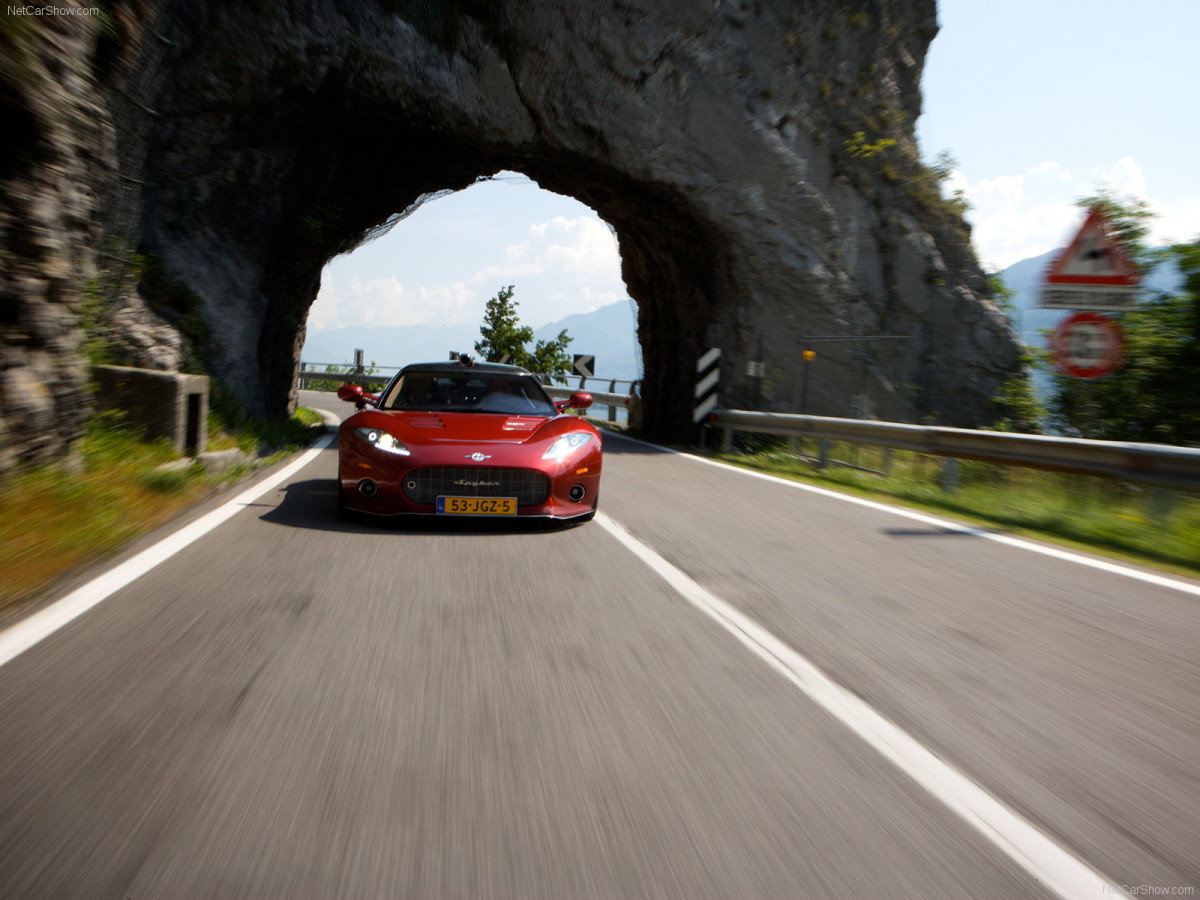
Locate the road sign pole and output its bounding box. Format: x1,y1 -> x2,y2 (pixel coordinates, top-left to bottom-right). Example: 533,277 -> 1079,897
800,349 -> 814,414
751,336 -> 764,408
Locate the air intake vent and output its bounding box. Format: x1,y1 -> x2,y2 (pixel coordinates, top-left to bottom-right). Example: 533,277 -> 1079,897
402,467 -> 550,506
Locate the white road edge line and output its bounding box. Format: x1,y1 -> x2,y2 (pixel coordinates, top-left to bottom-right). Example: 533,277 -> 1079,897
609,432 -> 1200,598
595,510 -> 1119,900
0,432 -> 337,669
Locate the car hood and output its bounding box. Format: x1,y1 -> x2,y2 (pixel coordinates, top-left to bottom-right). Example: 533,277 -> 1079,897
386,411 -> 553,444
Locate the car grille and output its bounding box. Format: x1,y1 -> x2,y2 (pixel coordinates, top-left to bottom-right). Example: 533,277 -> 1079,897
402,467 -> 550,507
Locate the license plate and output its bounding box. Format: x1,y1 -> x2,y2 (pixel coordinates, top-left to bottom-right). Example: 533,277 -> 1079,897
436,496 -> 518,516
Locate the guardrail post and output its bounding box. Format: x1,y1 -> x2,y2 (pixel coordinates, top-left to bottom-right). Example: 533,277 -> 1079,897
940,458 -> 960,493
818,440 -> 830,470
1147,487 -> 1176,526
881,447 -> 893,477
722,427 -> 733,454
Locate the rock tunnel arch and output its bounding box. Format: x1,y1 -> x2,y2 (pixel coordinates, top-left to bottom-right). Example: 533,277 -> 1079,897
260,150 -> 723,442
126,0 -> 1019,445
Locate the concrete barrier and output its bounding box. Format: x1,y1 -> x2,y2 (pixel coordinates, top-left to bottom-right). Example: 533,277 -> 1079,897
92,365 -> 209,456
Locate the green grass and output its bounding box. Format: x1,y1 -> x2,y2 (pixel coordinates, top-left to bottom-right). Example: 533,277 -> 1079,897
0,404 -> 325,619
710,440 -> 1200,578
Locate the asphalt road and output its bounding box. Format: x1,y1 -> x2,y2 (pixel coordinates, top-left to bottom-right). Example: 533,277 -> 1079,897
0,390 -> 1196,897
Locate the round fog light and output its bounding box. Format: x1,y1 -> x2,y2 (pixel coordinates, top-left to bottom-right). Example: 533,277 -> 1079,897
569,484 -> 586,502
359,479 -> 378,498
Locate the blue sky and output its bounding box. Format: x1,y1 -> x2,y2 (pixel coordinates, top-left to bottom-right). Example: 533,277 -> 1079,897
917,0 -> 1200,269
307,0 -> 1200,337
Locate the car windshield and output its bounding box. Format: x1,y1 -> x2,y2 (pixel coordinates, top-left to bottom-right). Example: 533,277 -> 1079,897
381,371 -> 557,416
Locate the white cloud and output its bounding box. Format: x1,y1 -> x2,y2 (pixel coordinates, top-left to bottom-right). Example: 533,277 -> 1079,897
946,156 -> 1199,270
948,170 -> 1066,270
1098,157 -> 1147,197
308,211 -> 629,332
1027,161 -> 1072,181
1149,194 -> 1200,246
308,273 -> 480,329
973,173 -> 1025,207
467,261 -> 546,284
504,241 -> 532,261
526,215 -> 622,279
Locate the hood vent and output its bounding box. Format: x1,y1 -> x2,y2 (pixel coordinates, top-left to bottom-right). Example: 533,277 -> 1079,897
502,417 -> 540,432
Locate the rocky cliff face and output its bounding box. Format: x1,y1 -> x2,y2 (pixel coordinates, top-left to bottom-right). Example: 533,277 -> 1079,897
0,6 -> 114,472
1,0 -> 1019,468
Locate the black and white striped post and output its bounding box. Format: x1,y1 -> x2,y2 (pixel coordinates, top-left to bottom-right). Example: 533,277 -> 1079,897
694,347 -> 721,445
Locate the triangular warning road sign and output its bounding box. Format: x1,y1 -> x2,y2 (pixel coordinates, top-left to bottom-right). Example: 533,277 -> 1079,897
1045,207 -> 1140,286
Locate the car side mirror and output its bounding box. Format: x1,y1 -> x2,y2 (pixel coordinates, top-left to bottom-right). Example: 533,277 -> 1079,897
337,383 -> 364,404
557,391 -> 593,412
337,383 -> 376,409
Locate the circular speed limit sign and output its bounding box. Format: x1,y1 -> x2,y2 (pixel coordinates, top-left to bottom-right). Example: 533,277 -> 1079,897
1052,311 -> 1124,379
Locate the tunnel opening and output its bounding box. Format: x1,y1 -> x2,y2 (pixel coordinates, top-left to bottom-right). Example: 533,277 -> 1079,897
208,115 -> 727,442
300,173 -> 643,395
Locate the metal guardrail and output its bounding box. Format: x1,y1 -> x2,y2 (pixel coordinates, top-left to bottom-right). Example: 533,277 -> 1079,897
541,385 -> 638,423
297,363 -> 398,390
297,364 -> 1198,490
537,374 -> 640,424
706,409 -> 1200,492
297,370 -> 390,388
295,366 -> 641,423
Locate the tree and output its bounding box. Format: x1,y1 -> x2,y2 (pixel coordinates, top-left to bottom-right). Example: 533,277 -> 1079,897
987,271 -> 1045,432
928,149 -> 972,216
992,352 -> 1048,434
930,149 -> 958,183
474,285 -> 574,381
475,285 -> 529,362
987,270 -> 1016,313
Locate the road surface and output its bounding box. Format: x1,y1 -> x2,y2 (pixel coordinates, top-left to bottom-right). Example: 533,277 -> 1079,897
0,391 -> 1196,897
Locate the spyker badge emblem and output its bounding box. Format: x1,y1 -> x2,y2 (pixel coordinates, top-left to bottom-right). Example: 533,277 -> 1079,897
467,452 -> 492,462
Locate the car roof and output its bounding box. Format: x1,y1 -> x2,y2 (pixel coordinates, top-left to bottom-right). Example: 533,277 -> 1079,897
399,361 -> 533,375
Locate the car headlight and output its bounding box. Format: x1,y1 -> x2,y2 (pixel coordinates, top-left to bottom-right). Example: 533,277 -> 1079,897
354,427 -> 411,456
542,432 -> 594,460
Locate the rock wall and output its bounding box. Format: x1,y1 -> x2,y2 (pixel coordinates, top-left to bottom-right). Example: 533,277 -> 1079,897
1,0 -> 1020,468
0,5 -> 114,473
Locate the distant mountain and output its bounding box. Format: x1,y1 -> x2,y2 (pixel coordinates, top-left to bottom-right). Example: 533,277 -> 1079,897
532,299 -> 642,382
300,322 -> 481,375
301,298 -> 642,381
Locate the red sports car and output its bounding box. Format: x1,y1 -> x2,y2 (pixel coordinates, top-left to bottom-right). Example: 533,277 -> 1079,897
336,358 -> 602,522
